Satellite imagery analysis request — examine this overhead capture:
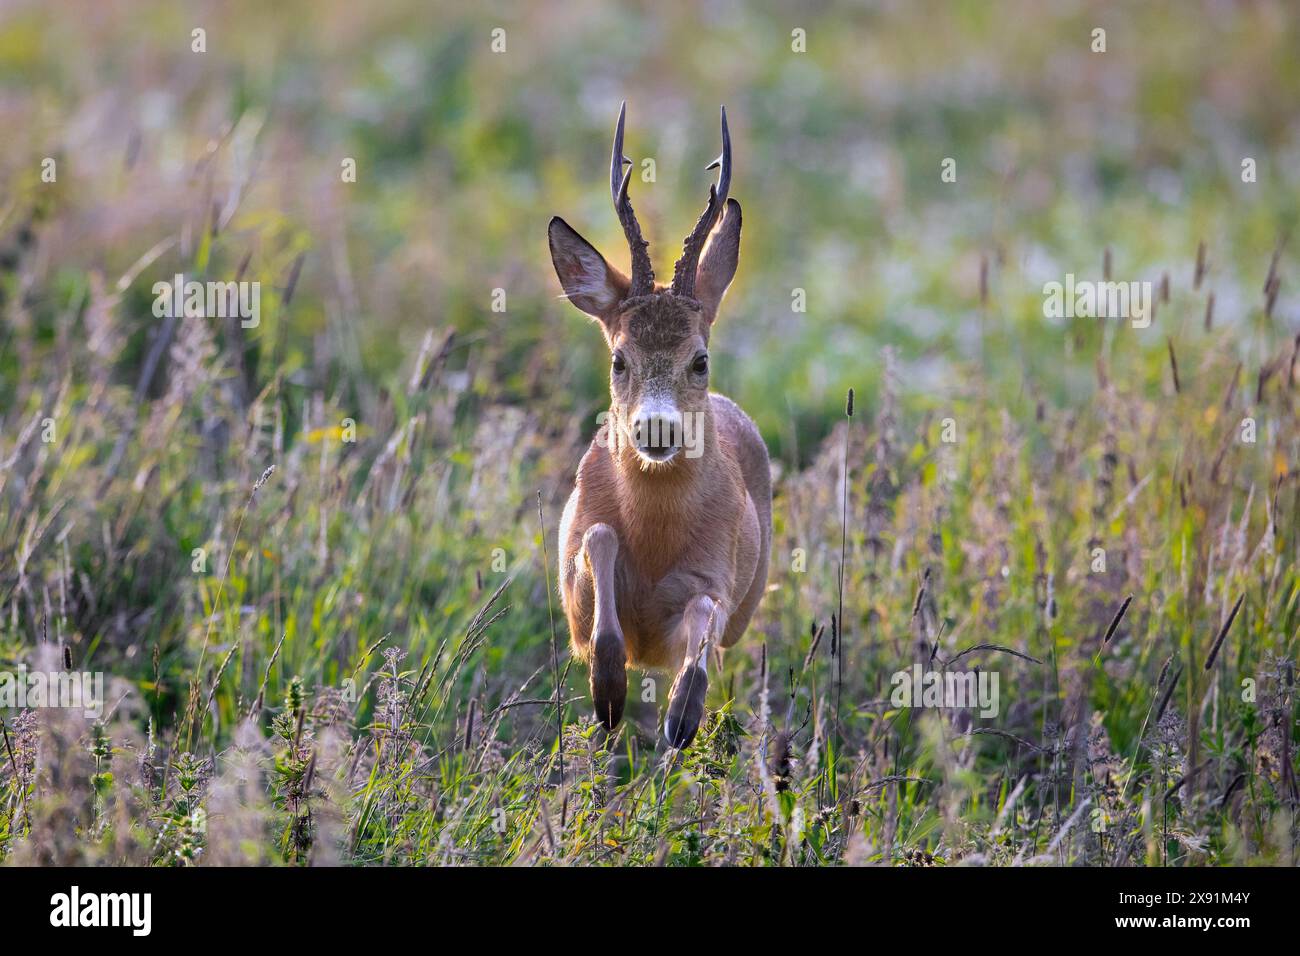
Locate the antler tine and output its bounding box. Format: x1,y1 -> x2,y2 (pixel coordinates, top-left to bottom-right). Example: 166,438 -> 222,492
611,101 -> 630,204
705,105 -> 732,203
671,105 -> 731,298
611,101 -> 655,297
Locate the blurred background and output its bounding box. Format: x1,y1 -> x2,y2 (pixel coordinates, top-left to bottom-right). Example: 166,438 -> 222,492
3,0 -> 1297,459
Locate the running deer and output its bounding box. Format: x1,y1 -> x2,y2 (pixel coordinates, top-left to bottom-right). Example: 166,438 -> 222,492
548,103 -> 772,749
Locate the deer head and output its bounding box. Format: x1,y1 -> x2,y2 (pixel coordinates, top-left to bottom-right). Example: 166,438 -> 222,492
549,103 -> 742,467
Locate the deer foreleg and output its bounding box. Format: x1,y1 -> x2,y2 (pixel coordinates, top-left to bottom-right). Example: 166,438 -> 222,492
582,523 -> 626,730
664,595 -> 726,749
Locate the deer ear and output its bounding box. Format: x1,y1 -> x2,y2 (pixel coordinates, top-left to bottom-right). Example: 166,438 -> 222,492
694,199 -> 741,324
548,216 -> 629,322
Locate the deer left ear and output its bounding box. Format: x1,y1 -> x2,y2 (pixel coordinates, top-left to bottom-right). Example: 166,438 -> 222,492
694,198 -> 742,325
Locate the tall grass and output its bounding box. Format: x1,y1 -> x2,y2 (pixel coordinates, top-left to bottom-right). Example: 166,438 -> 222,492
1,0 -> 1298,865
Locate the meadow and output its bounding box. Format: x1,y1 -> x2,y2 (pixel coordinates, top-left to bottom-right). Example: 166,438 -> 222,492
1,0 -> 1298,866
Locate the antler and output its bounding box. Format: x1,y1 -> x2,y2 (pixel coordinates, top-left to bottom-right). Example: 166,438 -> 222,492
611,101 -> 655,297
670,105 -> 731,298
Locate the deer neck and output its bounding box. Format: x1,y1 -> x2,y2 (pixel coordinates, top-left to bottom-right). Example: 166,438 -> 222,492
607,405 -> 718,570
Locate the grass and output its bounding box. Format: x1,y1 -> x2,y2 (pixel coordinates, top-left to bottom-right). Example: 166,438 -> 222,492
1,0 -> 1298,866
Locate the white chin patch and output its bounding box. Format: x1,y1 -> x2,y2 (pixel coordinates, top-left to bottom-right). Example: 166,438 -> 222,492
636,446 -> 680,465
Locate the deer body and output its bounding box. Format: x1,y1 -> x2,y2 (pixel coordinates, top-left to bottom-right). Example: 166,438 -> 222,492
548,104 -> 771,748
559,392 -> 769,668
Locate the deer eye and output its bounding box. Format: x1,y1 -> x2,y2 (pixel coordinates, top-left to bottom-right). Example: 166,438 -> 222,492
692,353 -> 709,375
612,352 -> 627,375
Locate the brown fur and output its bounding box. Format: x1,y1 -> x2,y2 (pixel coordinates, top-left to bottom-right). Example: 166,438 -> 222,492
558,388 -> 769,671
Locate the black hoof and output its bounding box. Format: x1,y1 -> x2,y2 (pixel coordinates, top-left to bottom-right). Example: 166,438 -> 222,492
590,632 -> 627,731
664,662 -> 708,749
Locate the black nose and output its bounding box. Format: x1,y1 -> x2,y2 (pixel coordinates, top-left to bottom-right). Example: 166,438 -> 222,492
633,411 -> 681,457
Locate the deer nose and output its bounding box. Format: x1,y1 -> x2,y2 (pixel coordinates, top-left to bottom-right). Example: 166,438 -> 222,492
632,407 -> 682,462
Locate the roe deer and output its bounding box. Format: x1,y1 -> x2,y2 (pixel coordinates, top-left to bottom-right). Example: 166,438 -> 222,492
548,103 -> 772,749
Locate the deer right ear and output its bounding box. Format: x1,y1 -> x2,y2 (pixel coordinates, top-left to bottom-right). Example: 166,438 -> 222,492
548,216 -> 629,323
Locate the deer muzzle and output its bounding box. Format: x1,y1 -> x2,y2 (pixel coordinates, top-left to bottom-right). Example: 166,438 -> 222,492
631,400 -> 683,463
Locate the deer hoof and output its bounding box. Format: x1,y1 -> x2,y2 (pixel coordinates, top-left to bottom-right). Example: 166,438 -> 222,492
663,661 -> 709,749
590,631 -> 627,731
